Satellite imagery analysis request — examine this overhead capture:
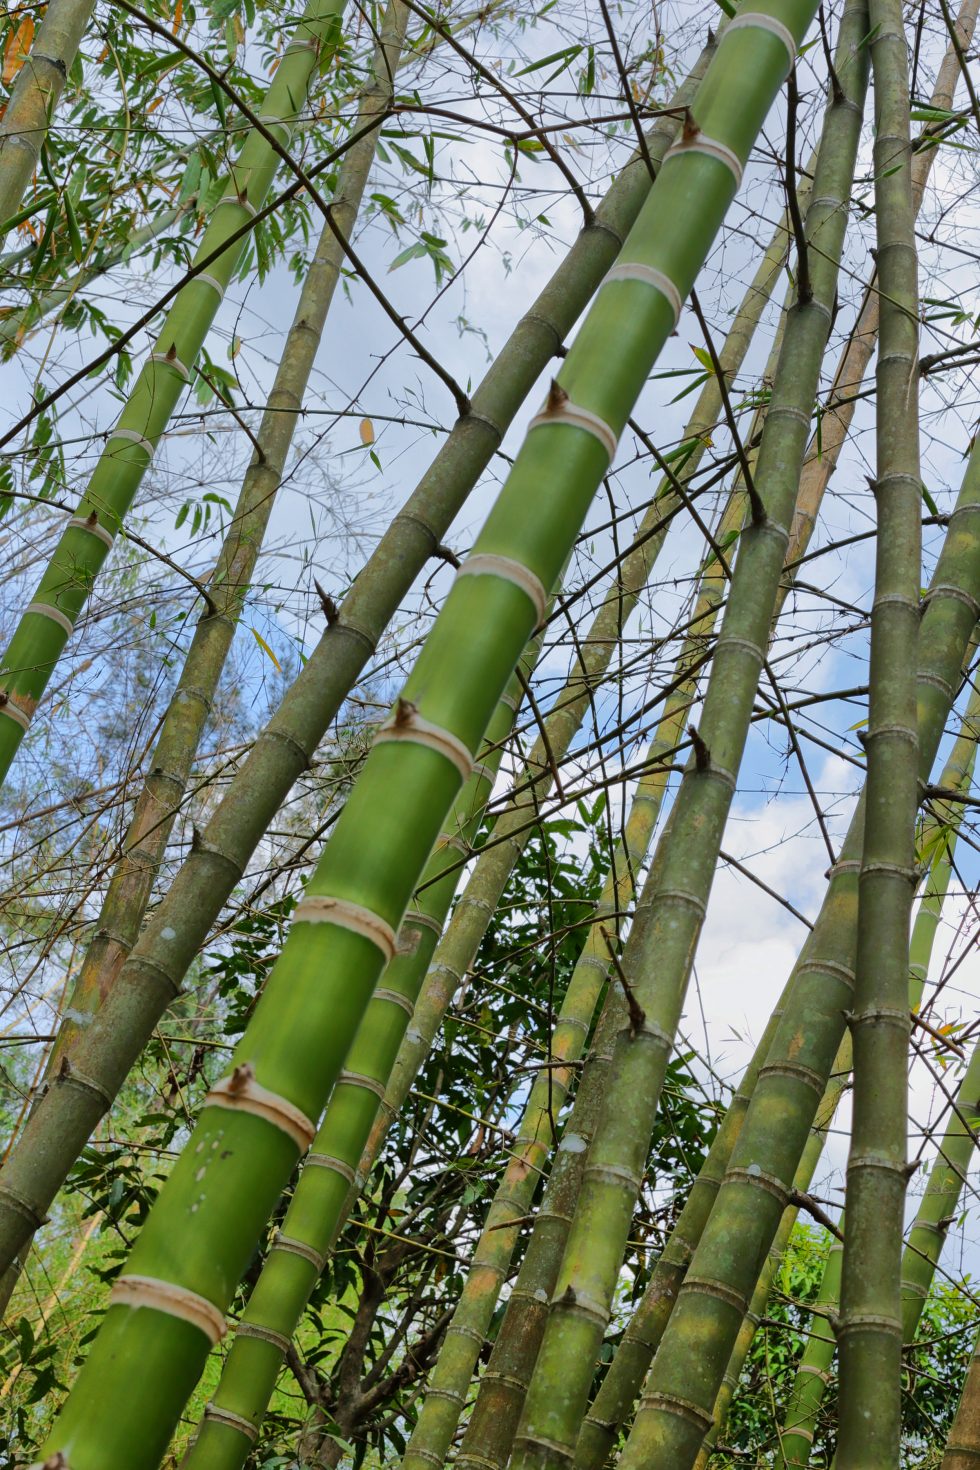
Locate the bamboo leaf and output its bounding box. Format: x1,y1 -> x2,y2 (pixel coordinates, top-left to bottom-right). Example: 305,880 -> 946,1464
359,417 -> 375,445
250,627 -> 282,673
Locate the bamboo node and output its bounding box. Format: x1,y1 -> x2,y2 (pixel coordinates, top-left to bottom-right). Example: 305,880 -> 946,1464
150,350 -> 191,382
292,894 -> 397,961
235,1319 -> 291,1353
758,1060 -> 826,1098
205,1069 -> 316,1152
307,1152 -> 356,1183
639,1390 -> 715,1433
203,1403 -> 258,1441
375,703 -> 474,783
603,261 -> 683,326
274,1233 -> 326,1271
110,1274 -> 227,1343
339,1069 -> 387,1100
725,1164 -> 791,1207
528,392 -> 618,462
682,1272 -> 752,1313
0,698 -> 31,731
67,513 -> 115,549
665,130 -> 744,187
925,582 -> 980,618
195,272 -> 226,301
836,1311 -> 903,1339
723,10 -> 796,71
453,551 -> 550,626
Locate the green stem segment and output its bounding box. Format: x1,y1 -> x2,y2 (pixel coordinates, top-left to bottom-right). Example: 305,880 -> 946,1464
511,7 -> 863,1463
0,0 -> 347,786
34,9 -> 813,1466
0,36 -> 715,1288
943,1327 -> 980,1467
836,0 -> 921,1458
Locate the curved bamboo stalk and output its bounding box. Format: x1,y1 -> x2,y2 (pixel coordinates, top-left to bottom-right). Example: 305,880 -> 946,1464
510,7 -> 866,1461
0,0 -> 94,246
836,0 -> 921,1454
0,38 -> 716,1290
0,0 -> 348,788
33,9 -> 813,1462
179,643 -> 534,1470
612,439 -> 980,1470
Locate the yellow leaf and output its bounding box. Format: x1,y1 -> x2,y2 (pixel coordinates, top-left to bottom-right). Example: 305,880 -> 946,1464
3,14 -> 34,87
690,343 -> 716,374
250,627 -> 281,673
359,417 -> 375,446
172,0 -> 183,33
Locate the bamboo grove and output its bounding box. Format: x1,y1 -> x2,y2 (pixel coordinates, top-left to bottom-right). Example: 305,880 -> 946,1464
2,0 -> 980,1466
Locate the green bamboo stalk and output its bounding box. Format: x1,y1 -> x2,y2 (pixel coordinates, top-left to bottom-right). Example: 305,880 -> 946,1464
0,0 -> 94,246
33,10 -> 816,1464
0,0 -> 347,786
396,177 -> 807,1470
942,1325 -> 980,1468
776,0 -> 979,618
835,0 -> 921,1454
572,997 -> 789,1470
0,35 -> 717,1289
180,648 -> 533,1470
774,706 -> 979,1470
611,407 -> 980,1470
510,8 -> 866,1462
693,1073 -> 848,1470
46,0 -> 409,1075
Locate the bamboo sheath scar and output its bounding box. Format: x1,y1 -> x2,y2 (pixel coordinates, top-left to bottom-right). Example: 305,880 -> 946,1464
836,0 -> 921,1456
613,444 -> 980,1470
0,33 -> 717,1289
396,168 -> 810,1470
510,5 -> 864,1463
775,706 -> 979,1470
180,643 -> 536,1470
0,0 -> 348,787
35,9 -> 814,1465
0,0 -> 94,244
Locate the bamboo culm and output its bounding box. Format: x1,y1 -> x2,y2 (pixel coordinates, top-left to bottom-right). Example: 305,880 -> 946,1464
0,34 -> 717,1290
35,10 -> 812,1465
612,438 -> 980,1470
181,642 -> 534,1470
836,0 -> 921,1455
0,0 -> 95,245
0,0 -> 348,786
511,7 -> 865,1462
774,700 -> 979,1470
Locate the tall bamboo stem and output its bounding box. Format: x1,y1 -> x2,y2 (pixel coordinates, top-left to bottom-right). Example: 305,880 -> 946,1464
511,9 -> 866,1461
836,0 -> 921,1455
34,10 -> 815,1464
0,0 -> 348,787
